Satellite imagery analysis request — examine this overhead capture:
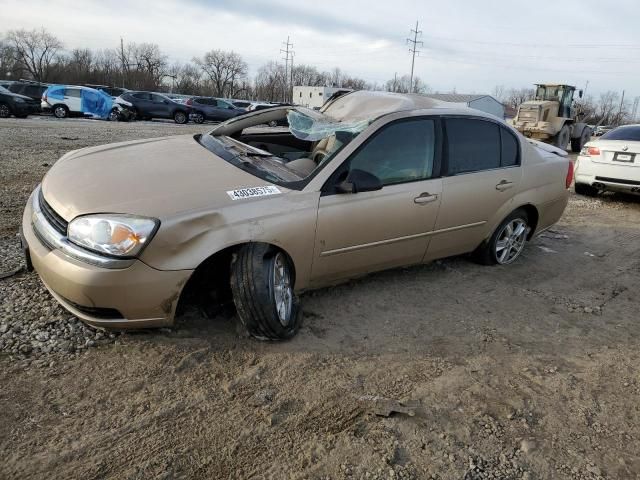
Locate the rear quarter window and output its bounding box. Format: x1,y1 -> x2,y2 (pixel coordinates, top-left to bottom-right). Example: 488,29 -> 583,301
64,88 -> 81,98
500,128 -> 520,167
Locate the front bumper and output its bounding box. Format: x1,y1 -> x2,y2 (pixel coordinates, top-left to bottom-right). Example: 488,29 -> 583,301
22,188 -> 193,329
13,101 -> 40,116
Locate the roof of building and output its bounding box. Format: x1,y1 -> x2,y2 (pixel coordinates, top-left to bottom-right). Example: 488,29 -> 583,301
423,93 -> 497,104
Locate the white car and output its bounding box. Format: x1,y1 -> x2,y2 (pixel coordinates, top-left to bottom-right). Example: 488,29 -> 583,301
41,85 -> 112,119
574,124 -> 640,196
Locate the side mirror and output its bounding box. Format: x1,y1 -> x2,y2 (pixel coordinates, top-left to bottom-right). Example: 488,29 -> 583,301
579,90 -> 583,98
336,169 -> 382,194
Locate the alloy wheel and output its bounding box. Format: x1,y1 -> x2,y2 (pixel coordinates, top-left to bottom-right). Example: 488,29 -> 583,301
0,104 -> 10,118
272,252 -> 293,326
495,218 -> 528,264
54,106 -> 67,118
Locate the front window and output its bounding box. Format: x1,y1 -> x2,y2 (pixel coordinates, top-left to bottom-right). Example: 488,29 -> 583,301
346,119 -> 436,185
536,85 -> 561,101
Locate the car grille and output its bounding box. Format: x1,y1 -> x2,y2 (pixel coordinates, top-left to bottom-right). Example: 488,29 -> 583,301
595,176 -> 640,186
38,189 -> 68,236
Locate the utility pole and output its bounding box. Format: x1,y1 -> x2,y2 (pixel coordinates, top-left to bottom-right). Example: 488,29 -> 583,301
406,21 -> 423,93
120,37 -> 125,89
617,89 -> 626,125
280,36 -> 294,103
393,72 -> 397,92
289,51 -> 295,103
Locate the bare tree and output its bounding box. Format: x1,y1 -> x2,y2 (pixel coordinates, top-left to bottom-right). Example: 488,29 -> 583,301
166,62 -> 203,95
5,28 -> 63,81
503,88 -> 535,110
291,64 -> 328,87
254,61 -> 288,102
194,49 -> 248,98
385,74 -> 430,94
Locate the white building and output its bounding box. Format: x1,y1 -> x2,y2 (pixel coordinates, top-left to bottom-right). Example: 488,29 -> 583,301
423,93 -> 505,119
293,86 -> 353,109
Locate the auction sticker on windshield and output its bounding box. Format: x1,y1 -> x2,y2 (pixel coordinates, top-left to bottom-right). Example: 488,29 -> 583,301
227,186 -> 282,200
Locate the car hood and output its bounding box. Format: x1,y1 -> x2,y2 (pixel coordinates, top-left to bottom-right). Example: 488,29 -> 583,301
41,134 -> 287,221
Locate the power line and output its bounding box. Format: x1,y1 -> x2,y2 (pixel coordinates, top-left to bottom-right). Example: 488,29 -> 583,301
406,21 -> 423,93
280,36 -> 294,102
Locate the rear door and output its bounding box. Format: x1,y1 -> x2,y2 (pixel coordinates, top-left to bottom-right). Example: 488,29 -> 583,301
425,117 -> 522,261
64,88 -> 82,112
311,117 -> 443,284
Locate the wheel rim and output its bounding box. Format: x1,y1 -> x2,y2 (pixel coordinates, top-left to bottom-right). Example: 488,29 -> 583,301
495,218 -> 528,264
272,252 -> 293,326
55,107 -> 66,118
176,112 -> 185,123
196,114 -> 204,123
0,104 -> 9,118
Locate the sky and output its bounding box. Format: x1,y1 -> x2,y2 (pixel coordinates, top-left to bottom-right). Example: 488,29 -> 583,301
1,0 -> 639,100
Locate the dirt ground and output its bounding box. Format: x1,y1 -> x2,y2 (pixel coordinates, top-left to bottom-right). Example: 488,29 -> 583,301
1,117 -> 640,480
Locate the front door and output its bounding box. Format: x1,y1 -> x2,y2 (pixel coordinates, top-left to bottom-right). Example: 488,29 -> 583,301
311,118 -> 443,285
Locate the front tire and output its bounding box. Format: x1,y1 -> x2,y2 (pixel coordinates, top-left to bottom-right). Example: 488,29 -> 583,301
0,103 -> 12,118
192,112 -> 204,124
475,209 -> 530,265
571,127 -> 591,153
173,111 -> 188,124
230,244 -> 301,340
554,125 -> 570,150
575,182 -> 599,197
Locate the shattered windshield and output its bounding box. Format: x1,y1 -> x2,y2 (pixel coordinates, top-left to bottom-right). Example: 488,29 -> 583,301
287,109 -> 370,142
199,107 -> 371,188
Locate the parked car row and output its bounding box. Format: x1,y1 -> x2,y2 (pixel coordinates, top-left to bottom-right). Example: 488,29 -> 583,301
0,79 -> 290,125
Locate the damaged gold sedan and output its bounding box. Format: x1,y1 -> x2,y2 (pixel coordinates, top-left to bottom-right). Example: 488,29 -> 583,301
21,91 -> 572,339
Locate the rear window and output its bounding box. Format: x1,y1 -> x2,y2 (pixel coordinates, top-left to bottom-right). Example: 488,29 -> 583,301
601,126 -> 640,141
65,89 -> 81,98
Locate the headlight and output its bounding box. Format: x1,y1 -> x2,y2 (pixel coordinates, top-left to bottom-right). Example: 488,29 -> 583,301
14,97 -> 25,103
68,215 -> 159,257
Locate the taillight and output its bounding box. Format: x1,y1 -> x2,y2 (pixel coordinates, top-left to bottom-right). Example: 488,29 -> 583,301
580,146 -> 600,156
186,98 -> 192,106
566,160 -> 574,189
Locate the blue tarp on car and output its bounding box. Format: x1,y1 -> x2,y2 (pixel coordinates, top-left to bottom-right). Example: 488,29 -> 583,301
44,85 -> 113,119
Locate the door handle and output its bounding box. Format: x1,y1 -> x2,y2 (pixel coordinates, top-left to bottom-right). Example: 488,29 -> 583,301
414,192 -> 438,204
495,180 -> 514,191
